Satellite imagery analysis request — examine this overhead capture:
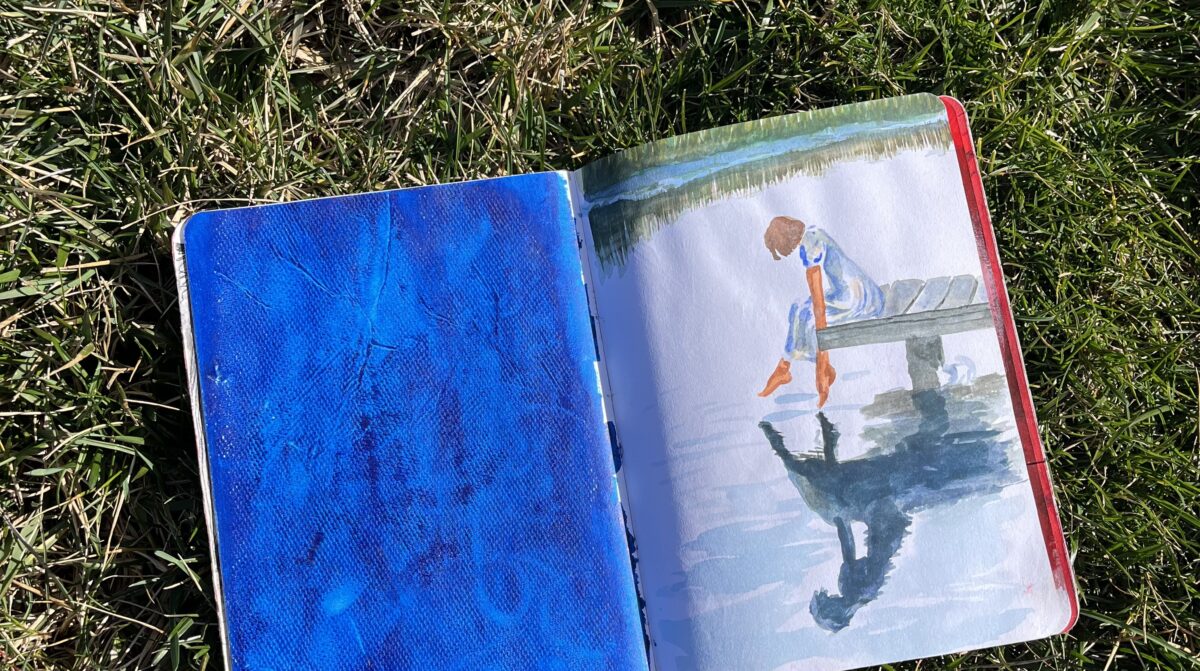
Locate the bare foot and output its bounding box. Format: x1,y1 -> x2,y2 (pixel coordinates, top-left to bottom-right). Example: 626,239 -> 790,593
816,351 -> 837,407
758,358 -> 792,397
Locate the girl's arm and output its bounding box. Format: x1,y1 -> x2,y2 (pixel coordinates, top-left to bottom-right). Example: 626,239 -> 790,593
807,266 -> 827,330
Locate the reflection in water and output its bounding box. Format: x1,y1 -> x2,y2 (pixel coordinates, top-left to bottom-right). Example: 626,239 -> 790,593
759,377 -> 1018,632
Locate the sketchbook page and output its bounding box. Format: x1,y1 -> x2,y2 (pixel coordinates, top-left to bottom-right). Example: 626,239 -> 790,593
174,172 -> 647,671
574,94 -> 1076,671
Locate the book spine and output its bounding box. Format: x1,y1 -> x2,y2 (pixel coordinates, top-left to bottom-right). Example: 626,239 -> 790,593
171,221 -> 235,671
565,170 -> 656,670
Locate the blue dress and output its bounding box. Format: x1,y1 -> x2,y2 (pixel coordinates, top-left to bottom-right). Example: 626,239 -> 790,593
783,228 -> 885,360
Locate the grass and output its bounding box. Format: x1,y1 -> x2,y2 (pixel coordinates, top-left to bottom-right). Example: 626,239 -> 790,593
0,0 -> 1196,669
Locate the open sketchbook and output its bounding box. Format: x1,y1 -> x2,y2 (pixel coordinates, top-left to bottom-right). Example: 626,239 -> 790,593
175,94 -> 1077,671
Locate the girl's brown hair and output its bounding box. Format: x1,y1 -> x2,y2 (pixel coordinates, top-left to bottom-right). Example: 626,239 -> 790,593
764,216 -> 806,260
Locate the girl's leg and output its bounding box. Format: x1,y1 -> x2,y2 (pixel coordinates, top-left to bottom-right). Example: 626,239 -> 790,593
777,301 -> 836,405
793,302 -> 835,407
816,350 -> 837,408
758,359 -> 793,397
789,303 -> 817,360
759,301 -> 812,397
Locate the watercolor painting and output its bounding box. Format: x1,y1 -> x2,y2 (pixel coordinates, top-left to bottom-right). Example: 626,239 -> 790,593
760,380 -> 1021,633
756,215 -> 883,406
577,95 -> 1075,671
582,95 -> 954,271
178,173 -> 647,671
755,212 -> 995,405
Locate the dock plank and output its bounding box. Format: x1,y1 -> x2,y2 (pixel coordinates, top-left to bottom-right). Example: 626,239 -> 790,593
880,279 -> 924,318
940,275 -> 979,309
907,275 -> 952,313
972,280 -> 988,305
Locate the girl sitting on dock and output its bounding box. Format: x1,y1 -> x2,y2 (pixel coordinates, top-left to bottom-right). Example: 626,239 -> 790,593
758,215 -> 885,406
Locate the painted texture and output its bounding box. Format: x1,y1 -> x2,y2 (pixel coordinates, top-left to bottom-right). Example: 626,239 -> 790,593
580,94 -> 951,270
760,380 -> 1022,633
182,173 -> 645,671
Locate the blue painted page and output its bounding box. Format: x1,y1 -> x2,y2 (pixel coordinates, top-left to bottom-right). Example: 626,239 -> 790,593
179,172 -> 647,671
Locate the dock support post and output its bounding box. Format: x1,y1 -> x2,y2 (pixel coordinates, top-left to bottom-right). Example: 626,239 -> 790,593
905,336 -> 944,391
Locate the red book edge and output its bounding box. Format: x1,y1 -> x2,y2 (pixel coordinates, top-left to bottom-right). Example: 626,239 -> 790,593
940,95 -> 1079,633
